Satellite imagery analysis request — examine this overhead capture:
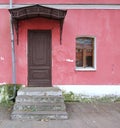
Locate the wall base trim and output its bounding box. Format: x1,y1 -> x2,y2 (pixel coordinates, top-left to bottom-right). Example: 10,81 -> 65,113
54,85 -> 120,97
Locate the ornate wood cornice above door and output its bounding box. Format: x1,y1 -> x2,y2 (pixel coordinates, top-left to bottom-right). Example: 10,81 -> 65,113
9,4 -> 67,44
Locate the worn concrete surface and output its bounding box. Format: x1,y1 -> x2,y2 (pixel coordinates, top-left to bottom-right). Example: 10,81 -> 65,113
0,102 -> 120,128
11,87 -> 68,120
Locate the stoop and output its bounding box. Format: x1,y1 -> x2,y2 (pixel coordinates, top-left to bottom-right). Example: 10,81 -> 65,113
11,87 -> 68,120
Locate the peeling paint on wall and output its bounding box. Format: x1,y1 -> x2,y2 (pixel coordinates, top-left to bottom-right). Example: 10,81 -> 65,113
0,82 -> 6,85
0,3 -> 120,85
66,59 -> 74,62
0,57 -> 4,61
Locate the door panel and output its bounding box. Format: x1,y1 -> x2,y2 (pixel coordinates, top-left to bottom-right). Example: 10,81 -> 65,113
28,30 -> 51,87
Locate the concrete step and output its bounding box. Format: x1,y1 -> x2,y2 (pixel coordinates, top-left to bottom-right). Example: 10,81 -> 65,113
11,111 -> 68,120
13,102 -> 66,111
18,87 -> 62,96
11,87 -> 68,120
16,95 -> 64,103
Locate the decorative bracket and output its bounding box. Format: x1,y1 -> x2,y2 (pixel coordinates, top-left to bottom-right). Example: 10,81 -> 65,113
13,19 -> 19,45
60,19 -> 64,45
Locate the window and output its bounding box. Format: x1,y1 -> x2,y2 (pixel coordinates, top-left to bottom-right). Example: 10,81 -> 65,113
76,36 -> 96,71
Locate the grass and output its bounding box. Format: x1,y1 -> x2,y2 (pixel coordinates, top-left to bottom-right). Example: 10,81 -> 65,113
1,85 -> 120,106
0,84 -> 22,104
0,101 -> 14,108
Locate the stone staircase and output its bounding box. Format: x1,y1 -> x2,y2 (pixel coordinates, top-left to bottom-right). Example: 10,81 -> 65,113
11,87 -> 68,120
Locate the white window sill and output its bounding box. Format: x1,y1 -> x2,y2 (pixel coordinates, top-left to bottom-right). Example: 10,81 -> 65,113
75,67 -> 96,71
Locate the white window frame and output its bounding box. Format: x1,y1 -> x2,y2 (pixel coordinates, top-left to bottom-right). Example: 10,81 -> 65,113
75,36 -> 97,71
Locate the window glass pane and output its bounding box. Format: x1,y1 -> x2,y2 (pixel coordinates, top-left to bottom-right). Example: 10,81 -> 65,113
76,37 -> 92,44
86,49 -> 93,67
76,48 -> 83,67
76,37 -> 94,68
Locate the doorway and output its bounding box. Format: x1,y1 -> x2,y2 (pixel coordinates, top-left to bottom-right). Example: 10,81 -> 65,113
28,30 -> 52,87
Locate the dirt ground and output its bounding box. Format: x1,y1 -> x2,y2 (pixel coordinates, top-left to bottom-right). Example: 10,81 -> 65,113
0,102 -> 120,128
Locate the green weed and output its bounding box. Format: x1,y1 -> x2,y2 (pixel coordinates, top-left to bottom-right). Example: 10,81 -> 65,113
62,91 -> 120,103
0,84 -> 21,104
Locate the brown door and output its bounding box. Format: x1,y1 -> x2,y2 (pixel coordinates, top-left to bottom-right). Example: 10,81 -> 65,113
28,30 -> 51,87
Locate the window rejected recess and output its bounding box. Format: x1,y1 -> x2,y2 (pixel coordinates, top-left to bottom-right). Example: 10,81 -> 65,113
76,36 -> 96,71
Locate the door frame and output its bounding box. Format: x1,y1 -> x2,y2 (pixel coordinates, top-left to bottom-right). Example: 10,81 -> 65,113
27,29 -> 52,86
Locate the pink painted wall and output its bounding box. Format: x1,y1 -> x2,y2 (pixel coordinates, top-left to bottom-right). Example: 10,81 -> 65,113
0,0 -> 120,4
53,9 -> 120,85
0,1 -> 120,85
16,18 -> 60,85
15,9 -> 120,85
0,10 -> 12,84
0,0 -> 9,4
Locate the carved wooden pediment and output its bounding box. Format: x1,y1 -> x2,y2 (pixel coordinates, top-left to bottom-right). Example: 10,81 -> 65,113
9,4 -> 67,44
9,4 -> 67,20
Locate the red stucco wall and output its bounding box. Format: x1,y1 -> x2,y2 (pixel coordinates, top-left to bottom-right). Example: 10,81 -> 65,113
0,0 -> 9,3
52,10 -> 120,85
16,18 -> 60,85
15,10 -> 120,85
1,0 -> 120,4
0,1 -> 120,85
0,10 -> 12,84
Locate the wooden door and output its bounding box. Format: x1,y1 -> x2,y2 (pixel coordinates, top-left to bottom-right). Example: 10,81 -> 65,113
28,30 -> 51,87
